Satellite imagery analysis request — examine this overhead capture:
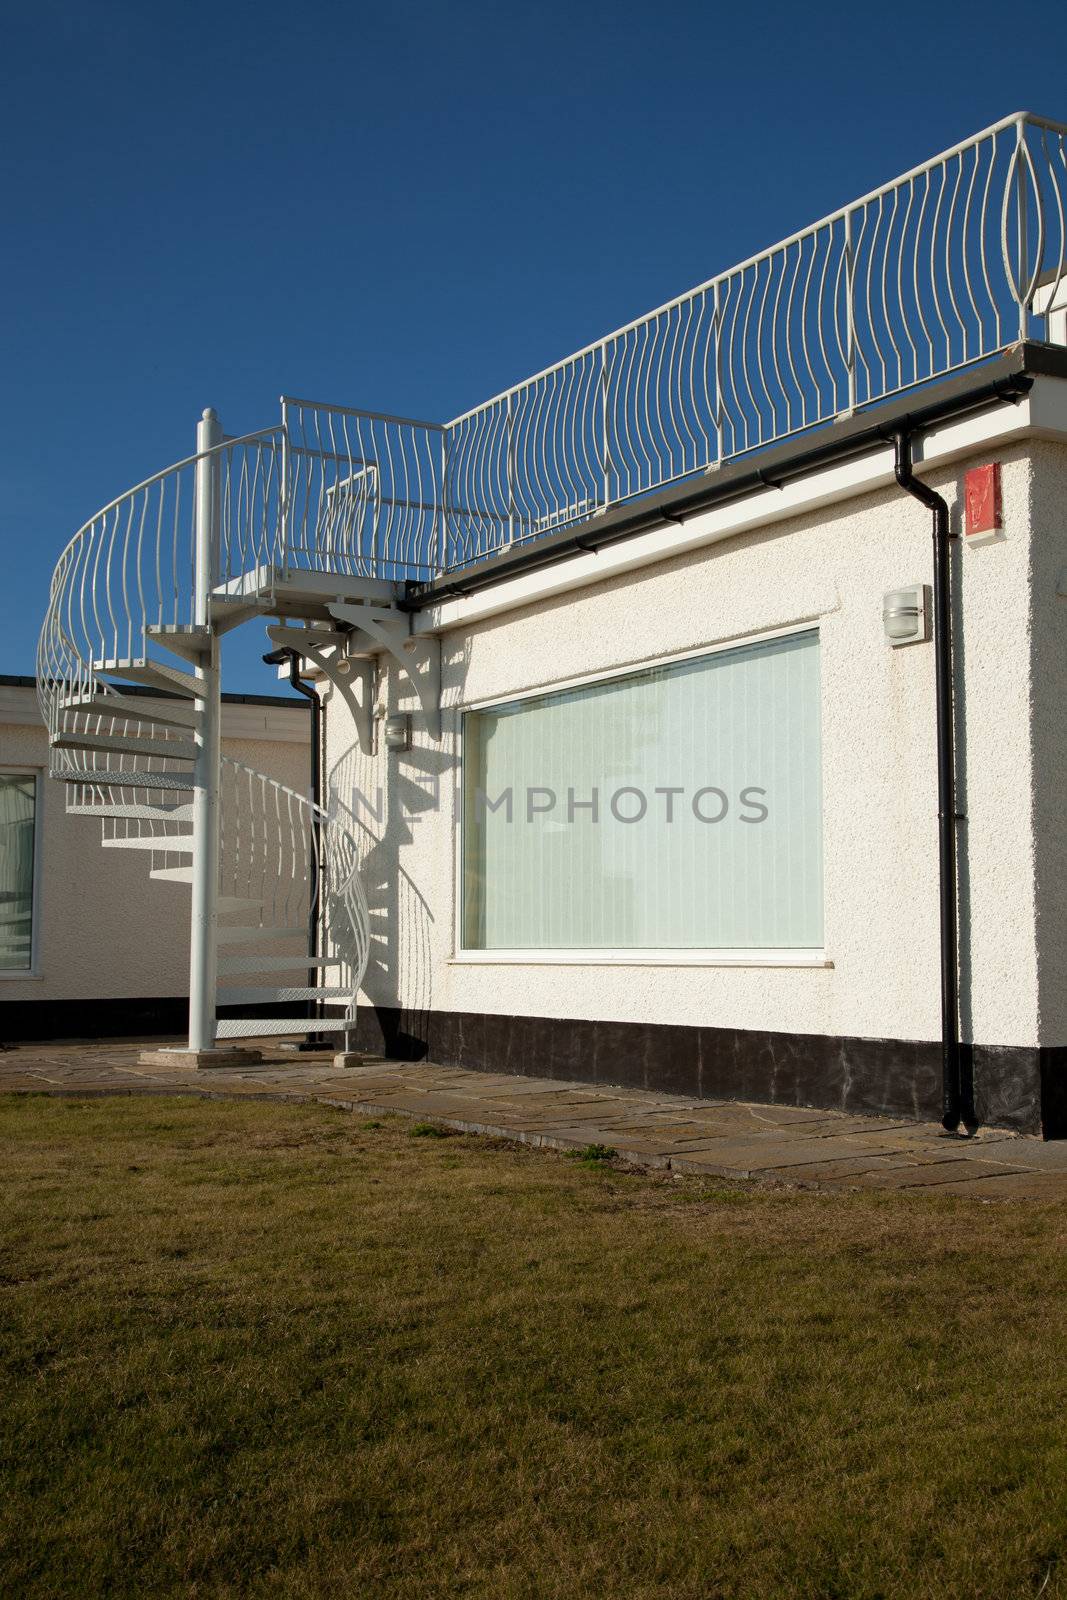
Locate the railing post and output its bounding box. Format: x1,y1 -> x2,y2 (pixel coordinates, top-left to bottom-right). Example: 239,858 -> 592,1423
279,397 -> 291,571
505,394 -> 515,549
1015,118 -> 1030,344
189,406 -> 222,1056
598,341 -> 612,510
844,207 -> 858,414
436,427 -> 449,576
711,279 -> 724,467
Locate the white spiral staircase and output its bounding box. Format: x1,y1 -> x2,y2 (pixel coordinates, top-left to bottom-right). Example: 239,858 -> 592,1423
33,401 -> 423,1056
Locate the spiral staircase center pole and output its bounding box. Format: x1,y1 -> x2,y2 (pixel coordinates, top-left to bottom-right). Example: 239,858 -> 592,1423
188,407 -> 223,1054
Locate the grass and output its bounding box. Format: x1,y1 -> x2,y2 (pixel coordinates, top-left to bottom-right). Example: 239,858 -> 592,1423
0,1094 -> 1065,1599
564,1142 -> 617,1166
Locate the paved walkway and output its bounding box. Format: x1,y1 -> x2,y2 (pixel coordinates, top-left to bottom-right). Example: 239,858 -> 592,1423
3,1037 -> 1067,1199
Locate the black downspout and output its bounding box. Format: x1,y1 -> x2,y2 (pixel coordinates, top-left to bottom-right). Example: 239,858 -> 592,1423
263,647 -> 322,1044
893,433 -> 976,1134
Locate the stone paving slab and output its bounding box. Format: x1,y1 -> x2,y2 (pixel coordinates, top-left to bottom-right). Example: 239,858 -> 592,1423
1,1036 -> 1066,1200
829,1158 -> 1032,1189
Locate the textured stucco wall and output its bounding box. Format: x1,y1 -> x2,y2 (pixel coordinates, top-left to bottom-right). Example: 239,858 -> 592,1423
325,437 -> 1056,1051
0,699 -> 310,1002
1029,440 -> 1067,1046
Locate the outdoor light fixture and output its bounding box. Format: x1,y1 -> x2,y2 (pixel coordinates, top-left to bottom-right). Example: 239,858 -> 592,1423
883,585 -> 929,646
383,714 -> 411,751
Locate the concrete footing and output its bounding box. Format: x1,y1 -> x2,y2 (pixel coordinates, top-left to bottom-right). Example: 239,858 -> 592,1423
333,1051 -> 369,1069
138,1047 -> 263,1069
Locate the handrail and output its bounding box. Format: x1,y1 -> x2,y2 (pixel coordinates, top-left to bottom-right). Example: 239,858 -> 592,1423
36,427 -> 291,786
280,394 -> 445,432
218,756 -> 371,1019
48,428 -> 284,573
436,111 -> 1067,567
447,111 -> 1067,421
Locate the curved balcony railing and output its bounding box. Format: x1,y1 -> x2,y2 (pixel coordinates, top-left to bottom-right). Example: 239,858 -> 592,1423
36,428 -> 285,777
439,111 -> 1067,567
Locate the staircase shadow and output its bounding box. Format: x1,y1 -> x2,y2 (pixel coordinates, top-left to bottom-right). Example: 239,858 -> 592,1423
324,635 -> 469,1059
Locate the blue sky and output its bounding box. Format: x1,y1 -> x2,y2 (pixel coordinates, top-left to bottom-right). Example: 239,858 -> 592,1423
5,0 -> 1067,691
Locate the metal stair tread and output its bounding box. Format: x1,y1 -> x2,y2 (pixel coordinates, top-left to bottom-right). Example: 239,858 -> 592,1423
54,731 -> 197,761
216,925 -> 307,945
218,953 -> 345,973
56,767 -> 197,791
91,657 -> 202,698
215,1016 -> 352,1038
66,802 -> 195,820
57,692 -> 202,730
145,623 -> 213,664
100,834 -> 194,852
217,984 -> 350,1003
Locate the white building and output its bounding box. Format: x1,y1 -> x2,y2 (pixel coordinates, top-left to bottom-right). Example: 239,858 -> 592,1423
0,677 -> 309,1038
25,112 -> 1067,1135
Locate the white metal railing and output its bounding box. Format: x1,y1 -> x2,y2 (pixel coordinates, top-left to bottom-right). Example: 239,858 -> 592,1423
36,427 -> 284,777
216,758 -> 371,1012
439,110 -> 1067,566
279,115 -> 1067,574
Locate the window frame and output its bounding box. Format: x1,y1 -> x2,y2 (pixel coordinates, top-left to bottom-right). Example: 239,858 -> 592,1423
0,767 -> 43,979
452,624 -> 829,968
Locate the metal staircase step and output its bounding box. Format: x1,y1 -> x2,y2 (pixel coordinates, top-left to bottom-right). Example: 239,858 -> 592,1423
91,657 -> 202,699
216,924 -> 307,945
217,984 -> 350,1003
216,1016 -> 351,1039
147,867 -> 263,914
58,692 -> 202,730
53,731 -> 197,761
56,767 -> 197,791
67,802 -> 195,820
145,624 -> 213,664
218,953 -> 343,973
100,834 -> 194,852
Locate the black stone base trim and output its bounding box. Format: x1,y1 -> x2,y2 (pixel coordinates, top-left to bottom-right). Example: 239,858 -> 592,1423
1,998 -> 309,1045
5,996 -> 1063,1138
350,1006 -> 1067,1140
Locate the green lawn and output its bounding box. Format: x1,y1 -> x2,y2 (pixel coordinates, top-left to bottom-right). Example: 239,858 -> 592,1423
1,1094 -> 1065,1599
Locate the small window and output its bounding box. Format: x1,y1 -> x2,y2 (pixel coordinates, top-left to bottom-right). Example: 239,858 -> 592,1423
0,773 -> 38,971
462,631 -> 822,951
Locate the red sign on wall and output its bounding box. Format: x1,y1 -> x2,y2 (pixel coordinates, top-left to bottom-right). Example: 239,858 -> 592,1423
964,463 -> 1001,537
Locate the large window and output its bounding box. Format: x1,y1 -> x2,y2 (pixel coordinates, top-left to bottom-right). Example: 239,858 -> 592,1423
461,631 -> 822,952
0,773 -> 38,971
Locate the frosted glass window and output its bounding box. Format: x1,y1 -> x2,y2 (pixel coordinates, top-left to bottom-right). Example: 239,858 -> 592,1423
462,631 -> 822,949
0,774 -> 37,970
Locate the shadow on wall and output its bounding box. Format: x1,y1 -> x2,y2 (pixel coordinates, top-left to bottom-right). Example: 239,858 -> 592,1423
325,635 -> 469,1059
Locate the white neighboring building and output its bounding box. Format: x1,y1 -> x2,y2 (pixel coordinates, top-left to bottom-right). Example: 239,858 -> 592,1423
0,678 -> 309,1039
